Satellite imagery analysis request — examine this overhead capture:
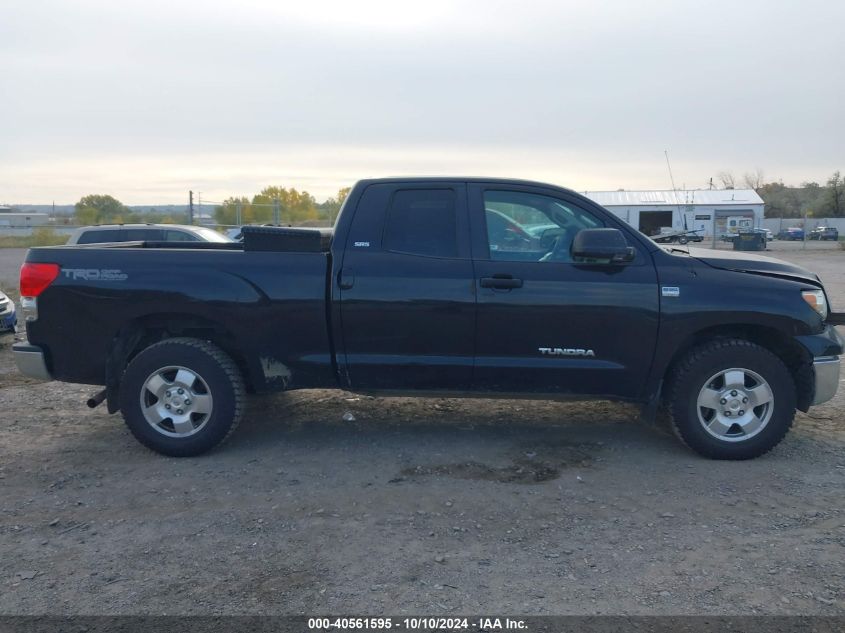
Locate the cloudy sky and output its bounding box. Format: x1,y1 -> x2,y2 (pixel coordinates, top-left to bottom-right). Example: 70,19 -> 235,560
1,0 -> 843,204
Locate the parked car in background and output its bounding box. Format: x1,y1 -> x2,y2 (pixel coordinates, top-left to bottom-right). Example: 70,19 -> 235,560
66,224 -> 233,245
808,226 -> 839,241
0,289 -> 17,333
777,227 -> 805,241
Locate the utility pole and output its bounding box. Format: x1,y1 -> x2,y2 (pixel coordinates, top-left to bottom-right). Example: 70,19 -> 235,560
274,198 -> 280,225
803,207 -> 808,250
664,150 -> 682,234
197,192 -> 202,224
236,202 -> 242,226
189,190 -> 194,224
712,214 -> 717,250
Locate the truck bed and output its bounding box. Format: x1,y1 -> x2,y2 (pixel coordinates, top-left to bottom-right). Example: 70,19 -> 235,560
24,242 -> 336,391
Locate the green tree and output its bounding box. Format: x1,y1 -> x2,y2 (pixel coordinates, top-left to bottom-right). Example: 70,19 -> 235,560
318,186 -> 352,224
74,194 -> 129,225
75,205 -> 100,226
758,181 -> 801,218
819,171 -> 844,217
252,186 -> 318,224
216,185 -> 351,227
215,196 -> 253,225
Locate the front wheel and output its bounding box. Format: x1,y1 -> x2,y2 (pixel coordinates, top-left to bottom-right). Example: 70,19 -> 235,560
664,339 -> 796,459
120,338 -> 245,456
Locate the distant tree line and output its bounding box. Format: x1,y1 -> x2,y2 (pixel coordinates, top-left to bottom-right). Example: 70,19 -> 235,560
715,170 -> 845,218
71,171 -> 845,227
70,188 -> 352,227
214,186 -> 351,226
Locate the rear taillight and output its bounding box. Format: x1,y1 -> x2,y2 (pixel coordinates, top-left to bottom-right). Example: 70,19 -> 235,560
20,262 -> 60,298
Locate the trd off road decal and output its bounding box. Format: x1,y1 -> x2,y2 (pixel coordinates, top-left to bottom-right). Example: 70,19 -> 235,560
61,269 -> 129,281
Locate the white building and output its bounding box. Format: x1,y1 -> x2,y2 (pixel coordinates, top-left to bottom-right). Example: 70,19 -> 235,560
582,189 -> 765,238
0,209 -> 50,227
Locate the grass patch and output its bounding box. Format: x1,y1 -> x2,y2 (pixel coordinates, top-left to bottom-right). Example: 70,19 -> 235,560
0,228 -> 68,248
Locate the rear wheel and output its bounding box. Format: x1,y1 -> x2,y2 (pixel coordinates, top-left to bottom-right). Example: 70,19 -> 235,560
120,338 -> 245,456
665,339 -> 796,459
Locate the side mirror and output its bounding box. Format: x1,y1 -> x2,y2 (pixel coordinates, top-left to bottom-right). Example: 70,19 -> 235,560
571,228 -> 635,264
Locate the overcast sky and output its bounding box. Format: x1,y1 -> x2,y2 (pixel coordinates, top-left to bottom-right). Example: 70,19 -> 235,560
1,0 -> 843,204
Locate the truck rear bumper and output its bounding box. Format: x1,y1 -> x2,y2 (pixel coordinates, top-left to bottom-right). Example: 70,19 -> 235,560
812,356 -> 840,405
12,343 -> 52,381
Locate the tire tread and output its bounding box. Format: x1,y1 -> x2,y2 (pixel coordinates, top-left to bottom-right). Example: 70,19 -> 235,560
121,337 -> 245,456
664,338 -> 795,459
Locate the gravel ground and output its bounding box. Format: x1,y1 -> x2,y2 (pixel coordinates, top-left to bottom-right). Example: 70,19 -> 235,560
0,247 -> 843,616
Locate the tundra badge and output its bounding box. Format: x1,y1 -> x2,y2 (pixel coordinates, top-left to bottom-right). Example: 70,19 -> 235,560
538,347 -> 596,357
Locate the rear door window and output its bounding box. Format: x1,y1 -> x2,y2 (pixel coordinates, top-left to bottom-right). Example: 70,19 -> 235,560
383,189 -> 458,258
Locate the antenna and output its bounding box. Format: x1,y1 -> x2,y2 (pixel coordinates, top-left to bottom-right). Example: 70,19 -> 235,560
665,150 -> 684,231
664,149 -> 677,191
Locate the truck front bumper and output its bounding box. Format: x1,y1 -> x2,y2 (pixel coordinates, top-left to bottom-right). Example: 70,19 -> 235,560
795,323 -> 843,407
12,342 -> 52,381
812,356 -> 840,405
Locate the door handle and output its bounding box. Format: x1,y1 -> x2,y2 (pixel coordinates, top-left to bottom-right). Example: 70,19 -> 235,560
480,275 -> 523,290
339,268 -> 355,290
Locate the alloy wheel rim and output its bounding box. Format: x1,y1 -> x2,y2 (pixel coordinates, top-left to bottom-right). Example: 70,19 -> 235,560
140,366 -> 214,437
696,367 -> 774,442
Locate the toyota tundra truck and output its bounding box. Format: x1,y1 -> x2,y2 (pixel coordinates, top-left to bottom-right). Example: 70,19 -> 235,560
13,178 -> 844,459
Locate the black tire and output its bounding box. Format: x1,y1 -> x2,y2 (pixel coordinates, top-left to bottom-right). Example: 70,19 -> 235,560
120,337 -> 245,457
678,236 -> 689,245
664,339 -> 796,460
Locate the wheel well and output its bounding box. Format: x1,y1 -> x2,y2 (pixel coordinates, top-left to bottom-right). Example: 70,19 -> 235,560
663,325 -> 814,412
106,314 -> 254,410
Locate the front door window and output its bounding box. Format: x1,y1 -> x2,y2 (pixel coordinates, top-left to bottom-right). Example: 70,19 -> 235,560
484,190 -> 605,263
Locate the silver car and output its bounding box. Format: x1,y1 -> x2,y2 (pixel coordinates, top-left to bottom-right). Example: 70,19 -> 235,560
66,224 -> 233,245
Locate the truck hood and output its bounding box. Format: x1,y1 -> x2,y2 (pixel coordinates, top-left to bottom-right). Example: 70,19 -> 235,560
686,247 -> 821,285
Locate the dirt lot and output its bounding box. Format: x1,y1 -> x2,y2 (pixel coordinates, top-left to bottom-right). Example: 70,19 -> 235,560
0,246 -> 843,615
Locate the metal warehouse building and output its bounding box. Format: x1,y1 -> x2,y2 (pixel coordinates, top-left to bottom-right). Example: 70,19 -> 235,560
0,206 -> 50,227
582,189 -> 765,238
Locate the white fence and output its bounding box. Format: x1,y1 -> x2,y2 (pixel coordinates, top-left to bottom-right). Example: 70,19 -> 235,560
761,217 -> 845,233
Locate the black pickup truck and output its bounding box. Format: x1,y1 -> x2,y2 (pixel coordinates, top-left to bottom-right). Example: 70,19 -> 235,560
13,178 -> 843,459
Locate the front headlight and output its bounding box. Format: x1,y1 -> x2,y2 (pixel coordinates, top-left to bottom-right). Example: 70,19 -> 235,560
802,289 -> 829,320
